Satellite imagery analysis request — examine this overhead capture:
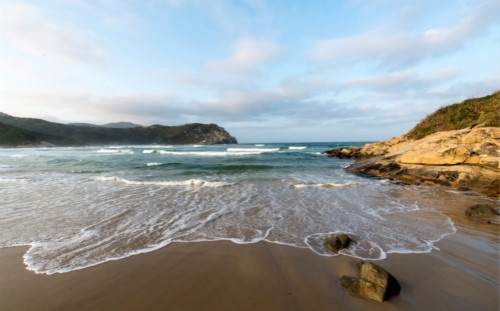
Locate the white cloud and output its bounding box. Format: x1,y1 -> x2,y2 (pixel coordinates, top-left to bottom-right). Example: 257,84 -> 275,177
312,0 -> 500,67
422,68 -> 461,83
206,38 -> 282,73
0,90 -> 181,125
0,1 -> 105,63
344,68 -> 461,93
191,0 -> 275,36
347,70 -> 418,91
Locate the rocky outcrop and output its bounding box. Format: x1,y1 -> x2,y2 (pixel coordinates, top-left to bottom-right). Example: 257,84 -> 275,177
323,233 -> 352,254
340,262 -> 401,302
326,128 -> 500,197
188,124 -> 238,144
324,147 -> 363,159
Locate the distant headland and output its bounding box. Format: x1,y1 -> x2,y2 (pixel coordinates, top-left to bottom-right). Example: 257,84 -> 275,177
0,113 -> 237,147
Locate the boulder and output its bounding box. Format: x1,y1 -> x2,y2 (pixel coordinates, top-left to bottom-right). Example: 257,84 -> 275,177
340,262 -> 401,302
323,233 -> 352,253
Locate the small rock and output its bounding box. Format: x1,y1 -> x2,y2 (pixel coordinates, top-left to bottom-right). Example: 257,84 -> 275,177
465,204 -> 499,217
340,262 -> 401,302
323,233 -> 352,253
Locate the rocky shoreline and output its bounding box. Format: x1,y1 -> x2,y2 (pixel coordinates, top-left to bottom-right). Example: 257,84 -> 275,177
325,127 -> 500,198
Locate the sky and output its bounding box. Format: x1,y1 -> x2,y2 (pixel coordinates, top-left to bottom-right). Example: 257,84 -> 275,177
0,0 -> 498,143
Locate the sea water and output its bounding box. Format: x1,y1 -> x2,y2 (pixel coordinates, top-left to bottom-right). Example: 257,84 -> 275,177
0,143 -> 494,274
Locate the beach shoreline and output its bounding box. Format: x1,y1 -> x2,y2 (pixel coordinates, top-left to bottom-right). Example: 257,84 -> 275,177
1,212 -> 498,311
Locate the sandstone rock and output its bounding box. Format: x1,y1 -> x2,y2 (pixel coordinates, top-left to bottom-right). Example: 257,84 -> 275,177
323,233 -> 352,253
340,262 -> 401,302
348,159 -> 500,197
336,128 -> 500,197
340,148 -> 352,157
478,155 -> 499,168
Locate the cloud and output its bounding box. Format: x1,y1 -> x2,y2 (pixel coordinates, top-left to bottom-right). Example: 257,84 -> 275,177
206,38 -> 282,73
191,0 -> 275,36
1,90 -> 183,124
347,70 -> 418,91
0,1 -> 105,63
312,0 -> 500,67
422,68 -> 461,83
344,68 -> 461,93
201,77 -> 328,121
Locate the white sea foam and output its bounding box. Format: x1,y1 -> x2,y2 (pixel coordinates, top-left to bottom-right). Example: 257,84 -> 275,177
97,149 -> 134,154
95,176 -> 234,188
292,182 -> 357,189
143,150 -> 156,154
158,150 -> 234,156
146,162 -> 162,166
137,145 -> 173,149
305,232 -> 386,260
158,149 -> 275,156
226,148 -> 280,153
289,146 -> 307,150
0,178 -> 29,184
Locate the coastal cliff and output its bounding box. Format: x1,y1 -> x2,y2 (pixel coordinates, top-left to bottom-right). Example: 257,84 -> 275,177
0,113 -> 237,146
325,92 -> 500,197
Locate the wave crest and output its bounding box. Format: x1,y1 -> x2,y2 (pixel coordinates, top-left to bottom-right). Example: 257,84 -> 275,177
95,176 -> 234,188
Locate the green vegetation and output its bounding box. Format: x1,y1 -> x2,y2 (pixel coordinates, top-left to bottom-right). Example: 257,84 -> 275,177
0,122 -> 43,147
407,91 -> 500,140
0,113 -> 237,147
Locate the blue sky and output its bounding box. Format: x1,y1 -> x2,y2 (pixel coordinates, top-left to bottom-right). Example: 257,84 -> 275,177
0,0 -> 498,143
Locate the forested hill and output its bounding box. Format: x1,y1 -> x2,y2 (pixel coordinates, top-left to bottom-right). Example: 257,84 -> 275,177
0,113 -> 237,147
406,91 -> 499,140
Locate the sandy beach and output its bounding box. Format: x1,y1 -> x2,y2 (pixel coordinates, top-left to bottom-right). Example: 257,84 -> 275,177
1,203 -> 498,311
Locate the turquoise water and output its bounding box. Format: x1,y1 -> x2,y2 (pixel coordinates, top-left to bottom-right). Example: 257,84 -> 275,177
0,142 -> 491,274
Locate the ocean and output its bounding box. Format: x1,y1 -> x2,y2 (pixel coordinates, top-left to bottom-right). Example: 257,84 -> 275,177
0,142 -> 494,275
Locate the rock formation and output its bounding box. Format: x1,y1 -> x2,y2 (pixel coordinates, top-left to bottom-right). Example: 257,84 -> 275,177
340,262 -> 401,302
325,127 -> 500,197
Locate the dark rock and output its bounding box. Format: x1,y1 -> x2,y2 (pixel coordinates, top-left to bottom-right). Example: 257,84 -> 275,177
340,275 -> 359,293
323,233 -> 352,253
465,204 -> 500,218
323,147 -> 363,159
340,262 -> 401,302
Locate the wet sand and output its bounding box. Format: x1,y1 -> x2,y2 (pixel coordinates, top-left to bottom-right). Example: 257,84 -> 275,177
1,214 -> 498,311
